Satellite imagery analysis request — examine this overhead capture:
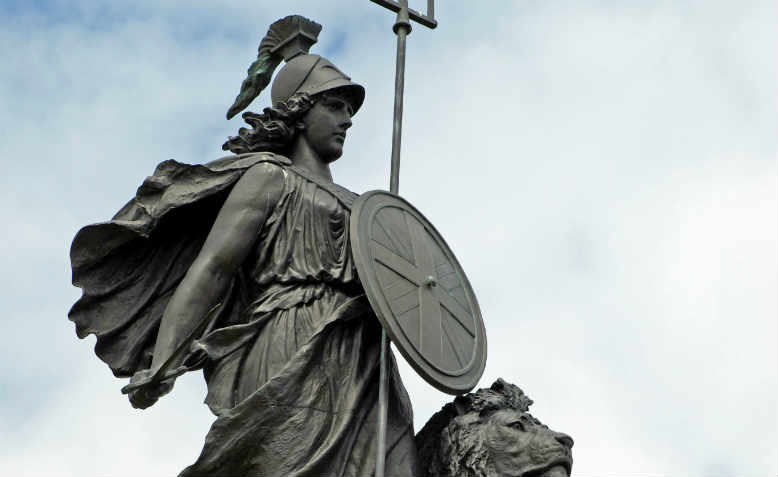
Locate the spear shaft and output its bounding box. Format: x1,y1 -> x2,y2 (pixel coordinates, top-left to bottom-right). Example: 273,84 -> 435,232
376,4 -> 410,476
389,3 -> 410,195
371,1 -> 436,475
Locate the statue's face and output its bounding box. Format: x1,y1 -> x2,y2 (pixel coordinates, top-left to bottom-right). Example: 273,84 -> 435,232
484,410 -> 573,477
299,91 -> 354,163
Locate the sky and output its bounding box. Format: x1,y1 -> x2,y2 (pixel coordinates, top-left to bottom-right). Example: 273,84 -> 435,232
0,0 -> 775,475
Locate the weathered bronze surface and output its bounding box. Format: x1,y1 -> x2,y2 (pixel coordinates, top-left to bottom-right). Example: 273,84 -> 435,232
69,15 -> 419,476
351,191 -> 487,394
416,379 -> 574,477
67,9 -> 571,477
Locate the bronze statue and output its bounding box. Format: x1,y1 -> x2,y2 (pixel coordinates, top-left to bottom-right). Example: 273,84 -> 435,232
415,379 -> 573,477
69,11 -> 569,477
70,16 -> 418,476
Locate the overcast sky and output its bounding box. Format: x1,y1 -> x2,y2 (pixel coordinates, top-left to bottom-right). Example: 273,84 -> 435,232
0,1 -> 775,476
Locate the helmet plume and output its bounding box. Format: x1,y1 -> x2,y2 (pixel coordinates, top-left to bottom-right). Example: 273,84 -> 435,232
226,15 -> 322,120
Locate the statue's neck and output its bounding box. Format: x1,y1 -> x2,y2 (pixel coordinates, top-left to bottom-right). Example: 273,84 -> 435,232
288,138 -> 333,183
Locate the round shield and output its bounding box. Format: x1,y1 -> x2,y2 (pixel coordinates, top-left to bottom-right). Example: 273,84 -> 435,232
350,190 -> 487,395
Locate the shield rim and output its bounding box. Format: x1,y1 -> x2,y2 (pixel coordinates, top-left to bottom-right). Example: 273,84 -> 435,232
350,190 -> 487,395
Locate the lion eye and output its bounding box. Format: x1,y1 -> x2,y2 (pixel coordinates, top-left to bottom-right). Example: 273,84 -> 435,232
508,420 -> 526,431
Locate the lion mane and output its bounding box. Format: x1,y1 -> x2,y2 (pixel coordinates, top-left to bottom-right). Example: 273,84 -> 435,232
415,379 -> 573,477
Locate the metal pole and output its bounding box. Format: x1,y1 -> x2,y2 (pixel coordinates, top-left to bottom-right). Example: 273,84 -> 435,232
376,3 -> 411,477
389,4 -> 410,195
375,329 -> 389,477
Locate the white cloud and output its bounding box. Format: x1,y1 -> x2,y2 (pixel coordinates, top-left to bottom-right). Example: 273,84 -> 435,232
1,1 -> 775,475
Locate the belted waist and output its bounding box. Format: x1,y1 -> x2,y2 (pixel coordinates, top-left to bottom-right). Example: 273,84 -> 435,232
246,280 -> 361,315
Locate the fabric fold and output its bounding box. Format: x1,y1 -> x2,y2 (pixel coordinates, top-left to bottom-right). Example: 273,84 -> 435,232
69,151 -> 420,475
69,152 -> 289,377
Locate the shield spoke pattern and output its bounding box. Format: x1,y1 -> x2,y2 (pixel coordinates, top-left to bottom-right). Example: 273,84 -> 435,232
351,191 -> 486,394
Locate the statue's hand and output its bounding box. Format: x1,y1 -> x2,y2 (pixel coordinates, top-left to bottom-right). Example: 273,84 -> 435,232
127,368 -> 174,409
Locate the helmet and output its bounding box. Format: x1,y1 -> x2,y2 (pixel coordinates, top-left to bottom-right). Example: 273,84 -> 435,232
226,15 -> 364,120
271,54 -> 364,113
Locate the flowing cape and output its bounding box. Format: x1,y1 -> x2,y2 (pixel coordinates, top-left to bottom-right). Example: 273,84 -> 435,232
68,152 -> 290,378
69,152 -> 421,475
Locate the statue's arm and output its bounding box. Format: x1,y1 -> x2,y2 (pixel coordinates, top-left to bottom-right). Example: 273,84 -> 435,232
129,162 -> 284,408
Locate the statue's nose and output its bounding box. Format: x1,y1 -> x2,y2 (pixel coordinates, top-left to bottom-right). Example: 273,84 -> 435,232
555,432 -> 574,449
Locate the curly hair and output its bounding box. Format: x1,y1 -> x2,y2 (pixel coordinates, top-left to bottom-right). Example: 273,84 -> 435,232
222,92 -> 314,154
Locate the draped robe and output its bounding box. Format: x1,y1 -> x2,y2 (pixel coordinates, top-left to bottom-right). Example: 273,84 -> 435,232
69,152 -> 419,476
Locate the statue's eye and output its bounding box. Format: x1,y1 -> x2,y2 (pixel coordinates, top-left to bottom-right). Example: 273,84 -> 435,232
324,100 -> 346,113
508,420 -> 526,432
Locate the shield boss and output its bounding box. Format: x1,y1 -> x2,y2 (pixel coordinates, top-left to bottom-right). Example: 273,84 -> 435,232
350,190 -> 486,395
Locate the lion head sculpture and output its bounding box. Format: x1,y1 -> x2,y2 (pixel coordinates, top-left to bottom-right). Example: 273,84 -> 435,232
415,379 -> 574,477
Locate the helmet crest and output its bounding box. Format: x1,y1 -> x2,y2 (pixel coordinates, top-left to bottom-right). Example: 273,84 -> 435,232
226,15 -> 364,120
226,15 -> 322,120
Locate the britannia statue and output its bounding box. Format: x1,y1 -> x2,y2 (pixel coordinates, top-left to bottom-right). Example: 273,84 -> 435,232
69,8 -> 570,477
